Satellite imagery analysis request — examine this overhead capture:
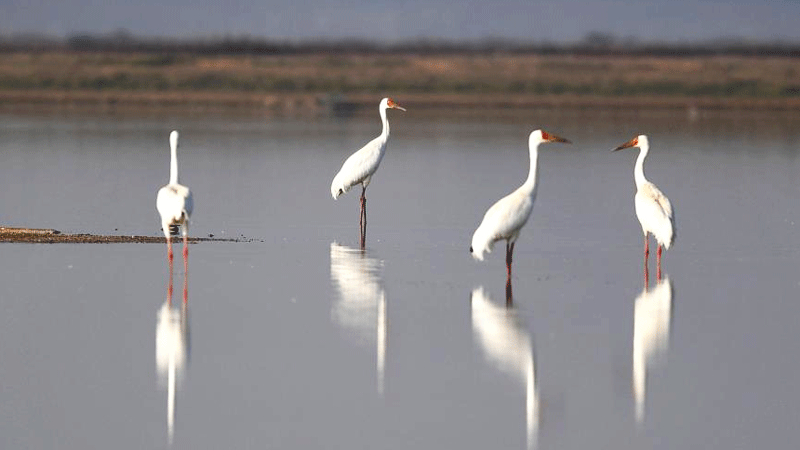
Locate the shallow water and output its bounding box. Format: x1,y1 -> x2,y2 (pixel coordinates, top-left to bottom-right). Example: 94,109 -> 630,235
0,111 -> 799,449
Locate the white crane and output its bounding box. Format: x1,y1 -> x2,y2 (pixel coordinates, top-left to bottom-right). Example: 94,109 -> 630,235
633,276 -> 672,424
470,129 -> 571,278
471,286 -> 538,450
156,130 -> 194,277
331,98 -> 406,244
613,135 -> 674,278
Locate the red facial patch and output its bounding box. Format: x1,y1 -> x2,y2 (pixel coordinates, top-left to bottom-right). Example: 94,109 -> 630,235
541,130 -> 551,140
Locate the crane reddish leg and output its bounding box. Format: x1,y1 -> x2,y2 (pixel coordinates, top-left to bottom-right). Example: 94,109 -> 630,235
167,236 -> 174,305
506,241 -> 515,279
643,234 -> 649,287
644,234 -> 650,288
656,245 -> 662,281
360,185 -> 367,248
505,275 -> 513,307
182,233 -> 189,304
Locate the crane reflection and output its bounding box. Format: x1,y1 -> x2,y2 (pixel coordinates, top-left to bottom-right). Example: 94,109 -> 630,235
633,275 -> 672,424
155,263 -> 190,444
471,286 -> 538,450
330,242 -> 387,395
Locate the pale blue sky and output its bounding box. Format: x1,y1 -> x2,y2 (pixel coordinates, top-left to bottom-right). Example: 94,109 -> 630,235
1,0 -> 799,42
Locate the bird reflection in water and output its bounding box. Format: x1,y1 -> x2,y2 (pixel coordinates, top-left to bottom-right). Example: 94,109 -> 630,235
155,260 -> 190,444
471,285 -> 538,450
633,274 -> 672,424
330,242 -> 387,395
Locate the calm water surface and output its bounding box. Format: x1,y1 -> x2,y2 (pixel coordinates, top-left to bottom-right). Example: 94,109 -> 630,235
0,111 -> 799,449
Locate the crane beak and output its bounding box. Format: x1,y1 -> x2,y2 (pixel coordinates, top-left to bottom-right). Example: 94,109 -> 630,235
613,137 -> 638,151
540,130 -> 571,144
548,134 -> 571,144
386,99 -> 406,111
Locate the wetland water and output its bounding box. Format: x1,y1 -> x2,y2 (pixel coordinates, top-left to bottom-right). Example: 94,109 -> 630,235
0,111 -> 799,449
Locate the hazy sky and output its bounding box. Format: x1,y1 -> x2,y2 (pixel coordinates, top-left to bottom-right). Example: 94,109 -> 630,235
2,0 -> 799,42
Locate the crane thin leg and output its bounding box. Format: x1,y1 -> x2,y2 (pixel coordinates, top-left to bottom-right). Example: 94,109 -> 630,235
643,234 -> 650,288
656,245 -> 662,282
360,186 -> 367,248
167,236 -> 174,305
183,233 -> 189,305
506,276 -> 513,307
506,241 -> 515,279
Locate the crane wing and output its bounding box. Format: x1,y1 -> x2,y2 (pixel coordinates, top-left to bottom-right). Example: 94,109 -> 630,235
472,189 -> 533,252
486,192 -> 533,239
636,182 -> 675,247
641,182 -> 672,219
331,136 -> 385,198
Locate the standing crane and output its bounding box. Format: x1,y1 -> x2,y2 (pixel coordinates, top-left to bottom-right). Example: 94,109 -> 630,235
613,135 -> 674,279
471,129 -> 571,279
156,130 -> 193,284
331,98 -> 405,246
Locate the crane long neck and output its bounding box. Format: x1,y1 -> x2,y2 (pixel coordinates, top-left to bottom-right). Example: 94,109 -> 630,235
634,144 -> 648,189
522,143 -> 539,195
169,144 -> 179,185
380,104 -> 389,139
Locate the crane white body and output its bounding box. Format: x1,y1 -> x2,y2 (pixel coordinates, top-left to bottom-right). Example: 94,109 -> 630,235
470,179 -> 536,262
331,133 -> 386,201
156,131 -> 193,239
470,130 -> 570,270
615,135 -> 674,250
330,98 -> 405,200
471,286 -> 538,449
633,276 -> 672,423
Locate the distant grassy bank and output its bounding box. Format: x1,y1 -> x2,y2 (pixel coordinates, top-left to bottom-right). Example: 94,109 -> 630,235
1,52 -> 799,115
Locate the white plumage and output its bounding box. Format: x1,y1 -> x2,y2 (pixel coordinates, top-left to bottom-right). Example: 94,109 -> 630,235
635,183 -> 674,249
470,129 -> 571,275
156,131 -> 193,240
331,98 -> 405,245
614,135 -> 675,268
330,97 -> 405,200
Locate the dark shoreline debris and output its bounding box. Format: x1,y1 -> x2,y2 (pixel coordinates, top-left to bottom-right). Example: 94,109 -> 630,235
0,227 -> 258,244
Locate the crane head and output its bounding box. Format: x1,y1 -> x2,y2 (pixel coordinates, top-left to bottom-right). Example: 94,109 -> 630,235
613,134 -> 648,151
385,98 -> 406,111
530,129 -> 571,145
170,130 -> 179,150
